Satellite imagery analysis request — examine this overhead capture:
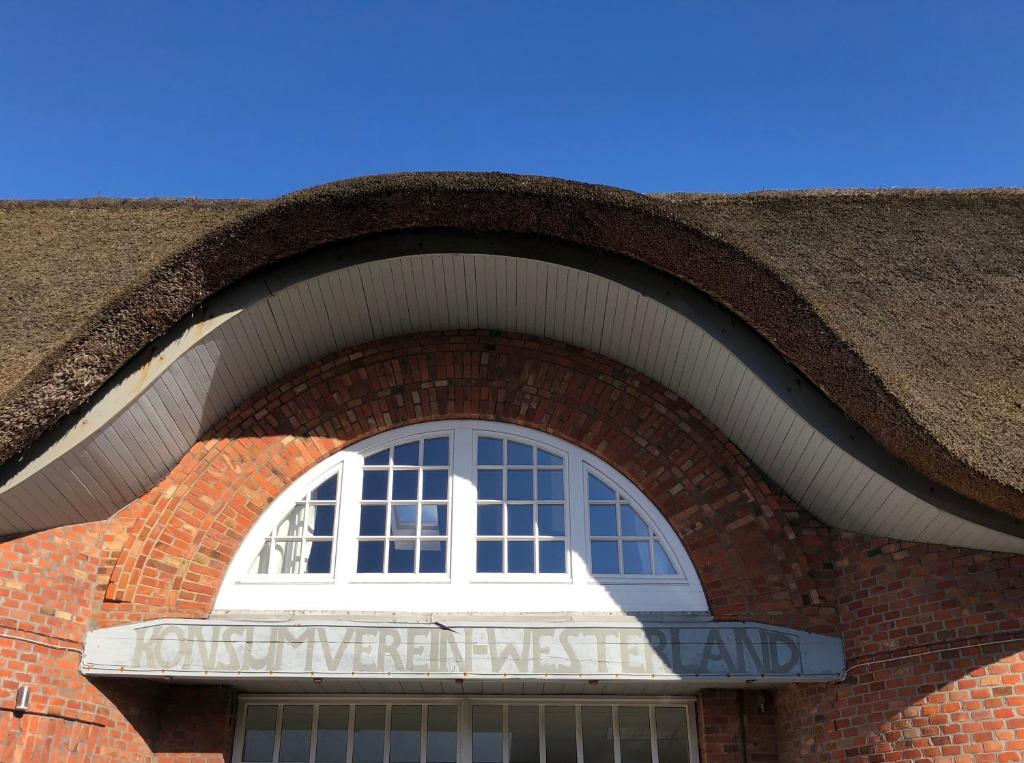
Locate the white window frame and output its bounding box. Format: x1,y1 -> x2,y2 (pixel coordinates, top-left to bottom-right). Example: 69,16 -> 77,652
216,421 -> 708,614
232,694 -> 701,763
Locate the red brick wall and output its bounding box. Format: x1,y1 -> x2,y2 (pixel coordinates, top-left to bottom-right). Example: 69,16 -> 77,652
0,331 -> 1021,762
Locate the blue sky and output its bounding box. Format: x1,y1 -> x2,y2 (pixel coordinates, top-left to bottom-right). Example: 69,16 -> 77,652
2,2 -> 1022,198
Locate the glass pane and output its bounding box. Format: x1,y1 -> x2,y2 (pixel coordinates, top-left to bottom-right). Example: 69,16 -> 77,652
537,504 -> 564,536
357,540 -> 385,573
539,541 -> 566,573
423,437 -> 450,466
353,705 -> 386,763
477,437 -> 504,465
544,706 -> 577,763
591,541 -> 620,574
419,540 -> 447,573
537,449 -> 563,466
618,707 -> 652,763
274,540 -> 303,574
394,441 -> 420,466
622,541 -> 653,575
365,448 -> 389,465
279,704 -> 314,762
426,705 -> 458,763
589,505 -> 618,537
655,707 -> 690,763
507,441 -> 533,465
477,504 -> 502,535
250,540 -> 271,574
508,541 -> 534,573
311,474 -> 337,501
312,505 -> 335,536
478,470 -> 503,500
507,470 -> 534,500
389,705 -> 421,763
242,704 -> 277,762
276,504 -> 306,536
509,705 -> 540,763
421,504 -> 448,536
477,541 -> 503,573
316,705 -> 349,763
361,505 -> 387,536
588,474 -> 616,501
653,543 -> 677,575
507,504 -> 534,536
362,471 -> 388,500
472,705 -> 502,763
422,470 -> 449,500
619,505 -> 649,536
392,471 -> 418,500
389,540 -> 416,572
391,505 -> 418,536
537,470 -> 564,500
581,706 -> 615,763
306,541 -> 333,573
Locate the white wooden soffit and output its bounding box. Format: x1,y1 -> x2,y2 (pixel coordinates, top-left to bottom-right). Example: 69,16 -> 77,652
1,249 -> 1021,554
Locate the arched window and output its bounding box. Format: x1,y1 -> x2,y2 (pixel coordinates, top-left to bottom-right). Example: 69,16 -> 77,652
217,422 -> 707,614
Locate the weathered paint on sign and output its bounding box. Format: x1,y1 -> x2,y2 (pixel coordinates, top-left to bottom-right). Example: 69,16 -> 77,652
82,618 -> 845,682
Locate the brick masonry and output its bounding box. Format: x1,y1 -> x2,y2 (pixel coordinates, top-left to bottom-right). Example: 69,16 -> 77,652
0,331 -> 1021,761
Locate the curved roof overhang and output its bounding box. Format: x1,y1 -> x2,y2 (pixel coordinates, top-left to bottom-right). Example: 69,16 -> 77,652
1,173 -> 1021,548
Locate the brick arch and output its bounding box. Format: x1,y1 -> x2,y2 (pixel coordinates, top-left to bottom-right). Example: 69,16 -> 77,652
100,331 -> 835,633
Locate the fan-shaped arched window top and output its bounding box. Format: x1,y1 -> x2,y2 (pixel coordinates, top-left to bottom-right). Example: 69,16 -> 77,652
216,422 -> 707,614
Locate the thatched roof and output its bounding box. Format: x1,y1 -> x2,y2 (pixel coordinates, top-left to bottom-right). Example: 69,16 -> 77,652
1,173 -> 1022,518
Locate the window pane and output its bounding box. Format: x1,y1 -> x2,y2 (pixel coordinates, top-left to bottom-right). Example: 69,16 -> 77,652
312,505 -> 335,536
538,504 -> 564,536
588,474 -> 616,501
391,505 -> 418,536
509,705 -> 540,763
477,505 -> 502,535
537,470 -> 564,500
477,541 -> 503,573
472,705 -> 502,763
316,705 -> 349,763
362,471 -> 388,500
507,504 -> 534,536
311,474 -> 338,501
544,706 -> 577,763
581,706 -> 615,763
478,470 -> 503,500
537,449 -> 563,466
365,448 -> 389,465
250,540 -> 271,575
357,541 -> 385,573
477,437 -> 503,465
388,541 -> 416,573
242,704 -> 277,762
619,505 -> 649,536
360,505 -> 387,536
394,441 -> 420,466
422,470 -> 448,500
426,705 -> 458,763
392,471 -> 418,500
306,541 -> 333,573
274,540 -> 303,574
618,707 -> 652,763
622,541 -> 652,575
389,705 -> 421,763
421,504 -> 448,536
277,504 -> 306,536
353,705 -> 386,763
507,441 -> 533,465
423,437 -> 450,466
653,543 -> 677,575
539,541 -> 566,573
591,541 -> 620,574
419,540 -> 447,573
508,541 -> 534,573
279,704 -> 314,762
507,470 -> 534,500
589,505 -> 618,537
655,707 -> 690,763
